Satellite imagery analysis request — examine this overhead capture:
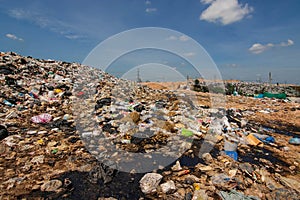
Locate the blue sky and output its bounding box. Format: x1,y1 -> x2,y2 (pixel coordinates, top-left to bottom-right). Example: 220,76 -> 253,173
0,0 -> 299,83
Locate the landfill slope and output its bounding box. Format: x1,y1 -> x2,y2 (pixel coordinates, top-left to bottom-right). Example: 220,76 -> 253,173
0,52 -> 299,200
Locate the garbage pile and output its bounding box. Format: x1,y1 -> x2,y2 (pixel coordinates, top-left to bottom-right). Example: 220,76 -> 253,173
193,80 -> 299,97
227,82 -> 299,97
0,52 -> 299,200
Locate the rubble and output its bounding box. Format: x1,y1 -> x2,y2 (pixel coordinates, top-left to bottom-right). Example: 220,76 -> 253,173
0,52 -> 299,199
139,173 -> 163,194
160,180 -> 176,194
40,179 -> 63,192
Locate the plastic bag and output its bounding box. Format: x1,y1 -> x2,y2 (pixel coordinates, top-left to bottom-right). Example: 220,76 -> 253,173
31,113 -> 52,123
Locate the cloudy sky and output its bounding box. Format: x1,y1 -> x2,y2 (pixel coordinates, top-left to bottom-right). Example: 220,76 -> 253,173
0,0 -> 299,83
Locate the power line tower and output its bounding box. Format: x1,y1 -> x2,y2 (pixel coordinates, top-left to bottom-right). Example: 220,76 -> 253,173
186,75 -> 189,88
137,68 -> 142,83
268,72 -> 272,85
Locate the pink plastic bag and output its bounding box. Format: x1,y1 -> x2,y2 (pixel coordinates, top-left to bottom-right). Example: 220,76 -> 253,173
31,113 -> 52,123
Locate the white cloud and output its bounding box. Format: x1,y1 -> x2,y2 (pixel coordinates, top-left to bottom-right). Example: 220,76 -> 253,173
226,63 -> 238,68
280,39 -> 294,47
166,35 -> 178,40
6,33 -> 24,41
201,0 -> 214,4
249,43 -> 271,54
145,8 -> 157,13
249,39 -> 294,54
179,35 -> 190,41
166,35 -> 190,42
183,52 -> 196,57
65,35 -> 81,40
200,0 -> 254,25
145,0 -> 151,5
8,9 -> 30,20
8,8 -> 82,40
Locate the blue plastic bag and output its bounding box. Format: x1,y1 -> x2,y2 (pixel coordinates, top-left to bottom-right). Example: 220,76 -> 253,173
225,151 -> 238,161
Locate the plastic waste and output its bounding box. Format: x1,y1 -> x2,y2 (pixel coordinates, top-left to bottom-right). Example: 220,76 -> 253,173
48,91 -> 55,98
54,88 -> 63,94
76,91 -> 85,97
218,190 -> 260,200
3,100 -> 14,107
223,132 -> 239,160
289,137 -> 300,145
63,114 -> 70,120
29,92 -> 39,99
247,133 -> 262,146
177,169 -> 190,176
51,148 -> 58,154
16,102 -> 23,111
31,113 -> 52,123
54,74 -> 63,81
192,189 -> 209,200
211,173 -> 230,185
36,139 -> 44,145
262,136 -> 275,143
224,139 -> 238,151
31,88 -> 39,95
121,139 -> 131,144
193,183 -> 200,190
181,128 -> 194,137
225,151 -> 238,161
254,94 -> 264,98
253,133 -> 275,144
